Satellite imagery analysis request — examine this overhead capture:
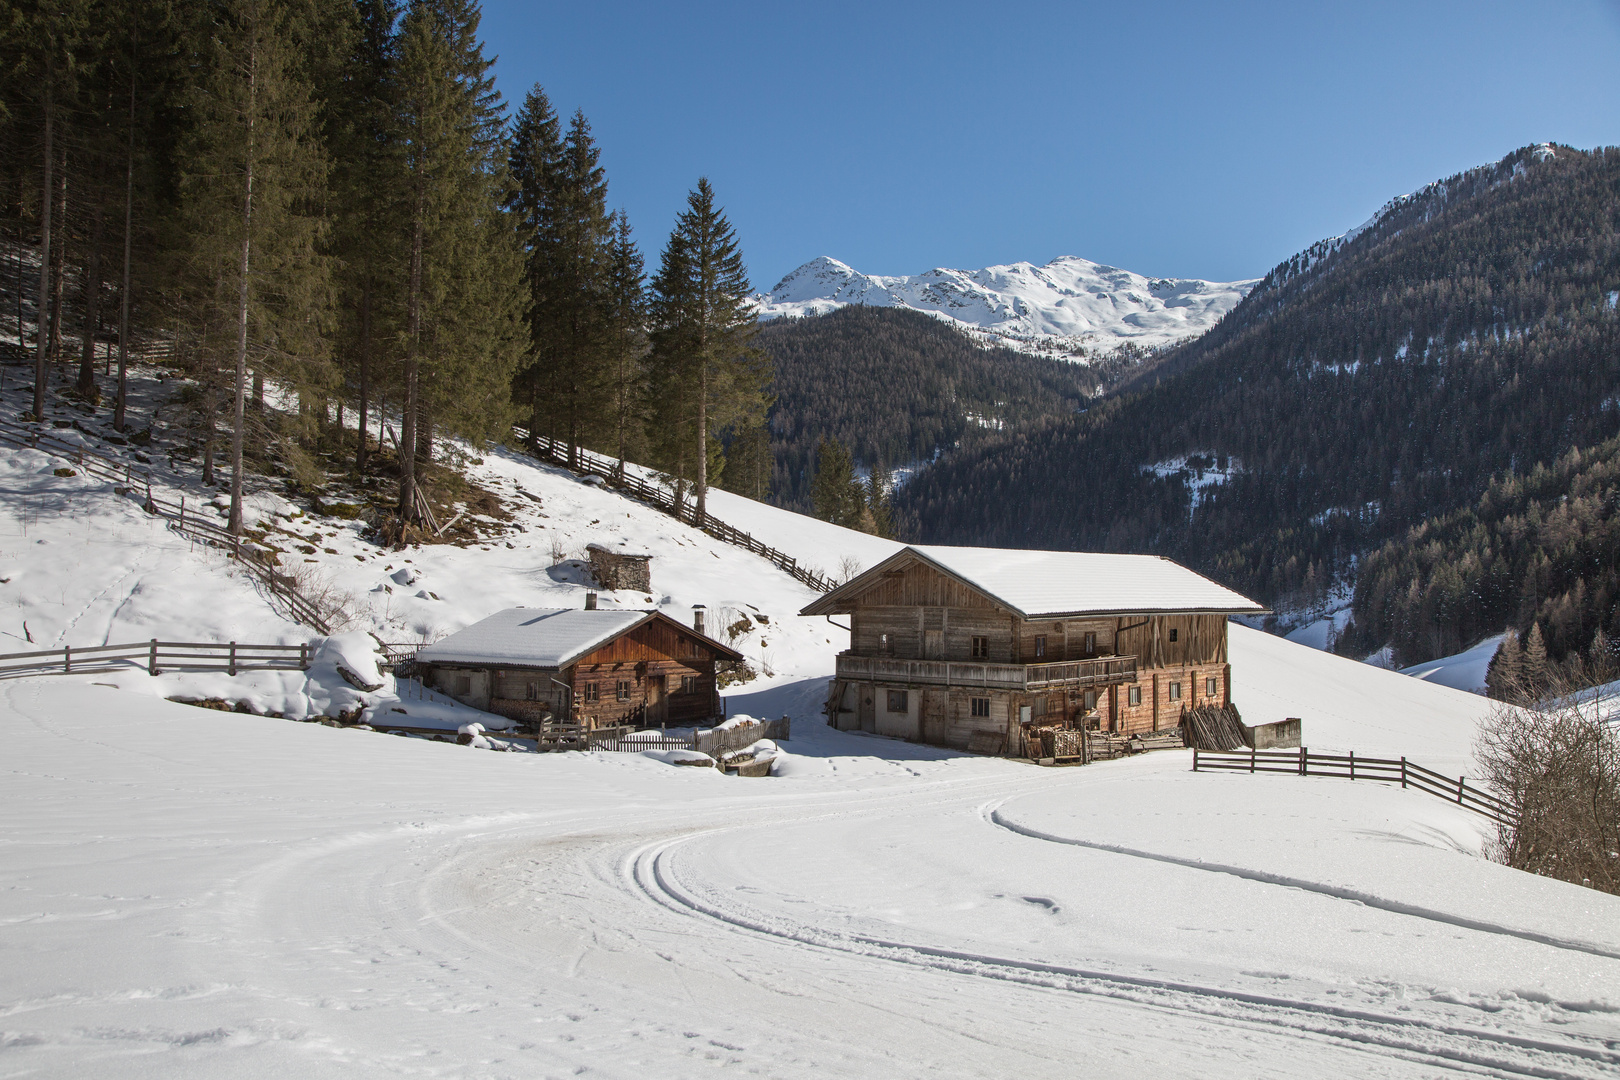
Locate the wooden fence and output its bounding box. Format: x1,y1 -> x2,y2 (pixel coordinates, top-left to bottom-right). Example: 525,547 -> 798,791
1192,746 -> 1518,828
573,717 -> 791,755
0,415 -> 331,633
516,429 -> 834,593
0,639 -> 312,679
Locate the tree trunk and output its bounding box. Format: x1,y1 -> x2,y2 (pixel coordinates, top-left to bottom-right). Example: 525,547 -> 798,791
399,194 -> 423,522
355,282 -> 370,473
415,410 -> 432,467
76,202 -> 104,401
202,385 -> 217,485
114,15 -> 136,433
228,30 -> 256,535
695,343 -> 708,528
32,75 -> 53,420
47,150 -> 66,366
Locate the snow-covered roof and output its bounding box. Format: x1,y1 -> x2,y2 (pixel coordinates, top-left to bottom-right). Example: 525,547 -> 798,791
417,608 -> 652,669
802,546 -> 1265,619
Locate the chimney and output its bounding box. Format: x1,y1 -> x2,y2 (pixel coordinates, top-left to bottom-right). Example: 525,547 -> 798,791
692,604 -> 706,635
585,591 -> 598,610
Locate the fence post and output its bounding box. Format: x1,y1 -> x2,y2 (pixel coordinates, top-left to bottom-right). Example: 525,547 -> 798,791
228,642 -> 237,676
299,642 -> 309,670
1302,746 -> 1308,775
1349,750 -> 1355,781
1192,746 -> 1199,771
1457,775 -> 1465,805
1249,745 -> 1255,773
63,645 -> 70,673
1401,757 -> 1407,788
1298,745 -> 1305,775
149,639 -> 158,675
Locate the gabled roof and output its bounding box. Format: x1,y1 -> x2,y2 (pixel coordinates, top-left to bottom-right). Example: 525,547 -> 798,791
800,545 -> 1266,620
417,607 -> 742,669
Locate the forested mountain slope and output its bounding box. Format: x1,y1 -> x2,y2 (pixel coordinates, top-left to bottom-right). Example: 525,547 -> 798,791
898,144 -> 1620,656
753,306 -> 1094,512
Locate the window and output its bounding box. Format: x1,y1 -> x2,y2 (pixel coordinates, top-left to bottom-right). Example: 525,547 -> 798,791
1169,627 -> 1179,642
1128,685 -> 1141,706
617,680 -> 632,702
887,689 -> 909,713
1084,631 -> 1096,654
680,674 -> 699,695
1083,690 -> 1098,710
583,682 -> 600,704
1168,681 -> 1182,701
1034,635 -> 1046,658
454,674 -> 472,696
971,636 -> 989,659
971,697 -> 990,717
1206,677 -> 1218,696
525,680 -> 539,701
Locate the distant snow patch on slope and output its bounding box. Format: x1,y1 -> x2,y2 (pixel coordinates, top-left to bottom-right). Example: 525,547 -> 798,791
1400,634 -> 1505,696
1142,451 -> 1242,510
754,255 -> 1257,358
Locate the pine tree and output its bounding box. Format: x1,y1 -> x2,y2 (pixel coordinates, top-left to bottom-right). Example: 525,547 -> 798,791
720,419 -> 772,502
168,0 -> 337,533
1523,621 -> 1549,695
865,463 -> 894,538
647,178 -> 768,526
518,105 -> 610,464
507,84 -> 563,437
1486,629 -> 1523,701
811,436 -> 863,528
329,0 -> 403,475
602,210 -> 646,471
392,0 -> 524,523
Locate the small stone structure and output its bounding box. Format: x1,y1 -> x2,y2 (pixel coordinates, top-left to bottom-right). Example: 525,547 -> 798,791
587,543 -> 652,592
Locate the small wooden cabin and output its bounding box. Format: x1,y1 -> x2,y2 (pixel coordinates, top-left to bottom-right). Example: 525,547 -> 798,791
800,545 -> 1265,756
415,607 -> 742,730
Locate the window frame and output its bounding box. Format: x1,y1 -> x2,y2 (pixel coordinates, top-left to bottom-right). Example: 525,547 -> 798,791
1034,635 -> 1047,658
970,696 -> 990,718
886,689 -> 909,713
1206,677 -> 1218,697
971,635 -> 989,659
583,681 -> 601,704
1168,681 -> 1182,701
1169,627 -> 1179,642
1084,631 -> 1096,654
616,680 -> 632,702
1128,685 -> 1142,706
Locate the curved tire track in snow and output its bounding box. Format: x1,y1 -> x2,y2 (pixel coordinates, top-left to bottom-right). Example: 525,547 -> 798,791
627,827 -> 1620,1079
982,800 -> 1620,963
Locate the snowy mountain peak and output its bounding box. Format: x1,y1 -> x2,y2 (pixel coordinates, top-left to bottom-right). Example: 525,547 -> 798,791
755,254 -> 1259,357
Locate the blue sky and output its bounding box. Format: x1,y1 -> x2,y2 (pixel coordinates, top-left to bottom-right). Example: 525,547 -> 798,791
478,0 -> 1620,290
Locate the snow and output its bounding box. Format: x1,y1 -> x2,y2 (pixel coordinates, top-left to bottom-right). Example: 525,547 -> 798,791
2,370 -> 1618,1076
1144,452 -> 1244,510
754,255 -> 1258,357
1401,633 -> 1505,696
815,544 -> 1266,618
416,607 -> 655,667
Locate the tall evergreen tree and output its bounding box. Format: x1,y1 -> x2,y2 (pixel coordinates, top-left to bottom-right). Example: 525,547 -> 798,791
647,178 -> 768,525
602,209 -> 646,471
1486,629 -> 1524,701
168,0 -> 336,533
811,436 -> 863,528
392,0 -> 522,523
329,0 -> 403,475
1523,622 -> 1549,695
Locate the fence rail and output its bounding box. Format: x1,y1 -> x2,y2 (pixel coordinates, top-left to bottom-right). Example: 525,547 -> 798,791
0,638 -> 311,679
1192,746 -> 1518,827
517,429 -> 834,592
0,414 -> 331,633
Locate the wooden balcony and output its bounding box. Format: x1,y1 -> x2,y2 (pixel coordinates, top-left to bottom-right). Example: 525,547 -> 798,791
834,653 -> 1137,692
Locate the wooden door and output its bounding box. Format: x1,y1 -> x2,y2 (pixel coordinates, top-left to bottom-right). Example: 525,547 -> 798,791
858,685 -> 876,733
646,674 -> 667,725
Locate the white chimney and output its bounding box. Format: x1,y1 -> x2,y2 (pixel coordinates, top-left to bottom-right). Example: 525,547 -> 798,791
585,592 -> 598,610
692,604 -> 706,635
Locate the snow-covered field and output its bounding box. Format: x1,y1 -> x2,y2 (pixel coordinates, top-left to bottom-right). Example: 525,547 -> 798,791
755,255 -> 1258,355
2,369 -> 1618,1077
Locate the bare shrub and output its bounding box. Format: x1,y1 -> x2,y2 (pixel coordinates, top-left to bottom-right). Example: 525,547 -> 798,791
837,555 -> 863,585
550,536 -> 566,565
284,561 -> 357,633
1477,686 -> 1620,895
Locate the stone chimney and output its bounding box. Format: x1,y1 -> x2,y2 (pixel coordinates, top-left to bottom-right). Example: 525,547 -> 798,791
585,591 -> 598,610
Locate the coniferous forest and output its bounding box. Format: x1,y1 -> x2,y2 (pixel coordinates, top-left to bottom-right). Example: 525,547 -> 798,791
0,0 -> 769,538
898,145 -> 1620,677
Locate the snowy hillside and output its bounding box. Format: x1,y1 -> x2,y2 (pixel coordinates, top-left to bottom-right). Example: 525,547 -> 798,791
4,367 -> 1620,1077
754,255 -> 1258,356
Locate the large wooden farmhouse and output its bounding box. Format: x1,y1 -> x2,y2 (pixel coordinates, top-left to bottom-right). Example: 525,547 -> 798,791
415,607 -> 742,731
800,545 -> 1265,756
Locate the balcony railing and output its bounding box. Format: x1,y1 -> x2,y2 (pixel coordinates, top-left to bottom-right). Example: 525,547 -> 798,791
835,653 -> 1137,691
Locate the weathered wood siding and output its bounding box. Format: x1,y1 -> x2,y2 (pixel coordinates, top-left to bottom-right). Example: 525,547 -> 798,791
1114,661 -> 1230,735
1113,614 -> 1227,669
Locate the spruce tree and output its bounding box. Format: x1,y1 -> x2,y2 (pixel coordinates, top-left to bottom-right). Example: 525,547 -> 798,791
602,210 -> 646,471
647,178 -> 768,525
1486,629 -> 1524,701
392,0 -> 522,523
865,463 -> 894,538
811,436 -> 863,528
507,84 -> 563,436
1523,622 -> 1549,695
168,0 -> 337,533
